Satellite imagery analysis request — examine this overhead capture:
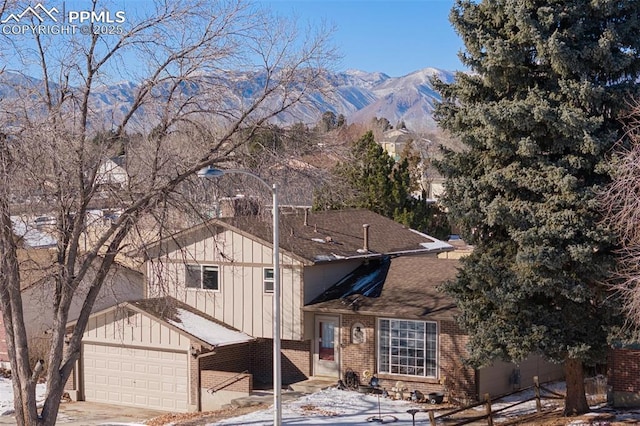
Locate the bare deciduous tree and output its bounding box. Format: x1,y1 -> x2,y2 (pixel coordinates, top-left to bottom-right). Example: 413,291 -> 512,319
602,102 -> 640,327
0,0 -> 336,424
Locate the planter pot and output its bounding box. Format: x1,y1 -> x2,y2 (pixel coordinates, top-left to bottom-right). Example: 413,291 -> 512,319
428,392 -> 444,404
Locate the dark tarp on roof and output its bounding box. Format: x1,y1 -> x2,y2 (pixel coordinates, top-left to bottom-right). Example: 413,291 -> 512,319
307,255 -> 391,305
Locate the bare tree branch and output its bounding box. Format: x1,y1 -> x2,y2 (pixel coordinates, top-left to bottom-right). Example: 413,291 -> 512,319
0,1 -> 336,423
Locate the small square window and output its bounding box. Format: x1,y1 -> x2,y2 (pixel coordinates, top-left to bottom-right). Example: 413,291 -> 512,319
185,264 -> 219,291
264,268 -> 274,293
185,265 -> 202,289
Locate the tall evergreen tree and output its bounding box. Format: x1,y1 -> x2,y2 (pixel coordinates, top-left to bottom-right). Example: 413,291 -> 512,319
434,0 -> 640,415
314,131 -> 450,239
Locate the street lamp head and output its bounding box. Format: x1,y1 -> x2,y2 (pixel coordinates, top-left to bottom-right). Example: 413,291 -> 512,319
195,164 -> 281,425
197,166 -> 226,178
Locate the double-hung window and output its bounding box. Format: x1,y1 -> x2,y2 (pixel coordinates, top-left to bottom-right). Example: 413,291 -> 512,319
263,268 -> 274,293
378,318 -> 437,378
185,264 -> 219,291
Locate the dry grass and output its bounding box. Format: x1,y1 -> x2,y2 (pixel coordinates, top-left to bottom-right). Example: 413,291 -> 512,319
146,403 -> 268,426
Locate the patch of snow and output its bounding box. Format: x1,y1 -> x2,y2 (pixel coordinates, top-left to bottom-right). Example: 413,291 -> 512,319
167,308 -> 253,347
0,378 -> 46,416
409,229 -> 454,251
209,382 -> 640,426
1,376 -> 639,426
210,388 -> 422,425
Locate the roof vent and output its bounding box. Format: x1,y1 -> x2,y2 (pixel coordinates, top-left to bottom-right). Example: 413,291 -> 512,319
304,208 -> 309,226
363,224 -> 370,252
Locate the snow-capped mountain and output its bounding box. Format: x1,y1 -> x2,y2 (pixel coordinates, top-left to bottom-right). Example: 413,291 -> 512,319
0,67 -> 456,132
349,68 -> 455,131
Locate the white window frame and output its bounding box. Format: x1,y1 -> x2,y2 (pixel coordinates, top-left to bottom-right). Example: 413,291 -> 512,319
377,318 -> 438,378
263,267 -> 274,294
185,264 -> 220,291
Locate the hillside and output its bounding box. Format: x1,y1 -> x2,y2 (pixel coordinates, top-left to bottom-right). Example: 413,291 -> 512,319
0,67 -> 456,133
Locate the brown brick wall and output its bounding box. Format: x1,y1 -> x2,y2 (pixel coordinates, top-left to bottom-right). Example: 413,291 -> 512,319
251,338 -> 311,386
439,320 -> 476,400
200,343 -> 254,372
193,342 -> 254,406
340,314 -> 377,382
201,371 -> 252,393
609,348 -> 640,392
64,367 -> 76,392
337,314 -> 476,401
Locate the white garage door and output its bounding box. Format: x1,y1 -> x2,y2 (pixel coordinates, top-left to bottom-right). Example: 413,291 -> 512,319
83,343 -> 189,412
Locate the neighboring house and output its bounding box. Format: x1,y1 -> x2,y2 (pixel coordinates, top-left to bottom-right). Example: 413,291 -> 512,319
608,346 -> 640,407
10,216 -> 57,249
96,155 -> 128,188
21,252 -> 144,343
422,168 -> 446,202
64,209 -> 563,413
379,128 -> 414,161
0,247 -> 144,369
437,235 -> 474,260
377,129 -> 445,201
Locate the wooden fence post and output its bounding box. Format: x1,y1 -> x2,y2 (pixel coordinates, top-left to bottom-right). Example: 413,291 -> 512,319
534,376 -> 542,413
428,410 -> 436,426
484,393 -> 494,426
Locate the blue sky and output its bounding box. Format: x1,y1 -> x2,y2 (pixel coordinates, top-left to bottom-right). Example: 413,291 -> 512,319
261,0 -> 465,77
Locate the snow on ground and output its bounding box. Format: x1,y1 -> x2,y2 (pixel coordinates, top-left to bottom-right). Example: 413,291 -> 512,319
2,377 -> 640,425
211,388 -> 423,425
0,378 -> 47,416
209,382 -> 640,426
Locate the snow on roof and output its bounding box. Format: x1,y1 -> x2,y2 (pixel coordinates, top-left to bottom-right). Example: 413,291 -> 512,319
167,308 -> 253,348
10,216 -> 57,248
409,229 -> 454,251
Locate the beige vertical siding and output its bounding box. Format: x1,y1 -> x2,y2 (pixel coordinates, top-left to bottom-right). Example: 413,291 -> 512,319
83,308 -> 190,351
477,354 -> 564,398
302,260 -> 361,304
146,229 -> 305,340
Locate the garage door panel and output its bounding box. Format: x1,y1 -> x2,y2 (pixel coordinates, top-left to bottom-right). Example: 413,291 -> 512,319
83,343 -> 188,412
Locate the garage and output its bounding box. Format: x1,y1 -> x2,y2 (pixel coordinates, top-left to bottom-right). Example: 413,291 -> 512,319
82,343 -> 189,412
68,298 -> 253,413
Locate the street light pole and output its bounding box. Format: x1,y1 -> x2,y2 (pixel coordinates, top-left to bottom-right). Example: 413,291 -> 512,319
198,167 -> 281,426
271,182 -> 281,426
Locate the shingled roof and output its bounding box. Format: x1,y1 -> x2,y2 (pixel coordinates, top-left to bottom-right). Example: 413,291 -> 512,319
129,297 -> 253,348
304,256 -> 460,321
145,209 -> 452,264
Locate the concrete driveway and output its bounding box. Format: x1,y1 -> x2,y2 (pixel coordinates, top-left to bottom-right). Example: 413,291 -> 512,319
0,401 -> 166,425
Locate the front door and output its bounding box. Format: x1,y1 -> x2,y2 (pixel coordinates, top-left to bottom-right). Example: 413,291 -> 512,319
314,315 -> 340,378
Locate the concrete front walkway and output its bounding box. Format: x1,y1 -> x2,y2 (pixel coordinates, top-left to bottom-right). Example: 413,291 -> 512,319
0,401 -> 166,425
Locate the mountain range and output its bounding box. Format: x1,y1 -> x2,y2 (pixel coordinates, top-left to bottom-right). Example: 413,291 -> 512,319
0,67 -> 456,133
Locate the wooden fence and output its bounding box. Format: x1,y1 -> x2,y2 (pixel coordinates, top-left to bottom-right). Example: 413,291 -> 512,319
409,376 -> 564,426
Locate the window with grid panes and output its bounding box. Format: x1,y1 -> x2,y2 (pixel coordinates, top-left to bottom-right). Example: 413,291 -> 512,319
378,318 -> 437,377
263,268 -> 274,293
